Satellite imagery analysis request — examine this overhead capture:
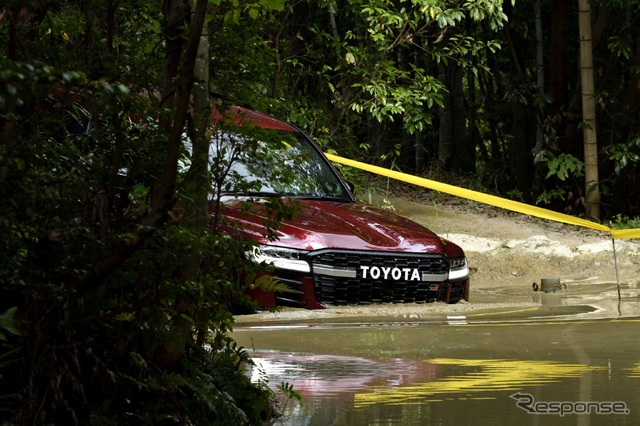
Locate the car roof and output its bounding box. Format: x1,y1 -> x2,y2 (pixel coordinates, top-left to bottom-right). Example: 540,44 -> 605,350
211,105 -> 297,132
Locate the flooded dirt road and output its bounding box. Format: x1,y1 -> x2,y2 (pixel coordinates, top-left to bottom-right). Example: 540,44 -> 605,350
232,193 -> 640,425
233,292 -> 640,425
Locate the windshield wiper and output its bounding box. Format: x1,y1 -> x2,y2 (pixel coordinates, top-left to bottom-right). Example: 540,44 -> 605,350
219,190 -> 278,197
289,194 -> 350,202
220,190 -> 349,202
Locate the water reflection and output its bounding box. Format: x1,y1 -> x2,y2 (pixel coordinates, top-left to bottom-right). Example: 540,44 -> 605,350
355,358 -> 604,407
235,308 -> 640,425
250,353 -> 438,399
249,352 -> 638,425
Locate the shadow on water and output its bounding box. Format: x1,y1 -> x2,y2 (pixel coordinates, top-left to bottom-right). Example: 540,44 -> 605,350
234,293 -> 640,425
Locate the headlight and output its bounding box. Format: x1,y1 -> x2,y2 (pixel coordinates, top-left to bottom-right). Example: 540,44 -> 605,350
448,257 -> 469,280
248,245 -> 311,273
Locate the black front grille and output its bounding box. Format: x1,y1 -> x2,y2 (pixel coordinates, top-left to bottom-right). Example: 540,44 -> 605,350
308,250 -> 449,306
273,274 -> 306,308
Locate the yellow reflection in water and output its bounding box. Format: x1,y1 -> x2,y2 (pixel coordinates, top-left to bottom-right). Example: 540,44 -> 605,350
628,362 -> 640,378
354,358 -> 605,407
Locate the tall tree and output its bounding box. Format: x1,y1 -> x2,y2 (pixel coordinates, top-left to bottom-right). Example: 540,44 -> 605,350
159,0 -> 212,370
578,0 -> 600,219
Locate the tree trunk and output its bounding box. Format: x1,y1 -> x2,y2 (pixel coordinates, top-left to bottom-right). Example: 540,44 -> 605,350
452,64 -> 471,172
532,0 -> 545,196
512,100 -> 530,196
158,0 -> 211,369
414,131 -> 424,172
615,34 -> 640,142
182,0 -> 212,352
546,0 -> 571,159
69,0 -> 208,297
578,0 -> 600,220
438,62 -> 453,170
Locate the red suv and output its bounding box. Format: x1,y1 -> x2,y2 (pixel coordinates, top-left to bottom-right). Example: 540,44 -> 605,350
212,106 -> 469,310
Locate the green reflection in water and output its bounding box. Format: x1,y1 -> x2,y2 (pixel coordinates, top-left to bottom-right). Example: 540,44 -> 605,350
355,358 -> 606,407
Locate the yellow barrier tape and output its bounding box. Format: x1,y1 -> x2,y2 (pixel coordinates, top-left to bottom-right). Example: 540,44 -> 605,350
326,153 -> 640,240
611,228 -> 640,239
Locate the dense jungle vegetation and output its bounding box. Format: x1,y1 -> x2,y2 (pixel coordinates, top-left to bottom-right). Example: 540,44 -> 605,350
1,0 -> 639,424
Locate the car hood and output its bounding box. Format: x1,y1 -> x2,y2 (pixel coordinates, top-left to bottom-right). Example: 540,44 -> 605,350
221,198 -> 463,255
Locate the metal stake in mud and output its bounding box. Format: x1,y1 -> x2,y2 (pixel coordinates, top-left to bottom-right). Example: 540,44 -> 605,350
610,221 -> 621,305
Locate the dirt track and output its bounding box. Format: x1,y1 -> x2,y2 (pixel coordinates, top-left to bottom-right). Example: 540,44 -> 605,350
390,195 -> 640,288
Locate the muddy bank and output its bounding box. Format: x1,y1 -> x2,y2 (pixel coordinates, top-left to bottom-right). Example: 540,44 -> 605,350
389,196 -> 640,289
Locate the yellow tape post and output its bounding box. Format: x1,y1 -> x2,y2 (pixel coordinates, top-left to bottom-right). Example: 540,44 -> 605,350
326,153 -> 640,240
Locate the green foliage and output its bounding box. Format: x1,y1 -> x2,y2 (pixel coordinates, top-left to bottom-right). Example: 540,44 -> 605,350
536,187 -> 571,207
0,2 -> 302,424
611,214 -> 640,230
0,308 -> 20,341
535,151 -> 586,210
539,152 -> 585,181
0,77 -> 284,421
210,0 -> 509,165
337,0 -> 507,136
608,35 -> 633,61
506,189 -> 525,202
605,138 -> 640,175
6,0 -> 640,422
276,381 -> 304,413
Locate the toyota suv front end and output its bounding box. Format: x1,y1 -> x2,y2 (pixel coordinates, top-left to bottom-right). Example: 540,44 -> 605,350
209,105 -> 469,310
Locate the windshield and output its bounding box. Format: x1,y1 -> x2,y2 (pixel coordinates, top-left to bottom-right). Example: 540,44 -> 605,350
186,128 -> 352,201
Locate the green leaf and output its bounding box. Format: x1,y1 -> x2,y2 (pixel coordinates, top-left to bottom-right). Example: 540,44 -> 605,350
0,307 -> 20,339
260,0 -> 286,12
345,52 -> 356,65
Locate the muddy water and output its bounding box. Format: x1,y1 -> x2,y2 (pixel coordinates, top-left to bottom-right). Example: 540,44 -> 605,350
233,288 -> 640,425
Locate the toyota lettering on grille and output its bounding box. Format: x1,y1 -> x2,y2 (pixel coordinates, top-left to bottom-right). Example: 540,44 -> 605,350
360,265 -> 421,281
